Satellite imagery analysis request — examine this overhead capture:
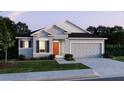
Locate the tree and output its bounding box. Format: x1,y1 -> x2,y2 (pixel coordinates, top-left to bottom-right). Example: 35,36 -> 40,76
113,26 -> 123,32
0,16 -> 17,36
111,31 -> 124,46
86,26 -> 97,34
16,22 -> 31,36
0,16 -> 31,60
0,18 -> 15,63
86,25 -> 124,45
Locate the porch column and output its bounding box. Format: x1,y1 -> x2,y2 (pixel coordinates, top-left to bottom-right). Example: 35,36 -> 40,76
33,37 -> 36,54
101,40 -> 105,55
49,38 -> 53,54
18,39 -> 20,49
18,39 -> 20,55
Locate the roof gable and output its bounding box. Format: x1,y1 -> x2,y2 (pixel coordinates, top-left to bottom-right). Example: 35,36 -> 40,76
56,20 -> 91,34
31,28 -> 45,35
31,28 -> 51,36
39,30 -> 49,37
43,25 -> 65,35
30,20 -> 91,36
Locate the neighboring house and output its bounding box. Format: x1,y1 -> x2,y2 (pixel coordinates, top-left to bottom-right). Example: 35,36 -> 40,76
16,20 -> 107,59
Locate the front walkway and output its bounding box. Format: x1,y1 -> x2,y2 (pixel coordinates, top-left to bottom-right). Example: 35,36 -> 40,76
77,58 -> 124,78
56,58 -> 77,64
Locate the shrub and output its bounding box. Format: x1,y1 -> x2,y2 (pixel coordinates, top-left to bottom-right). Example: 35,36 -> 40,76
105,45 -> 124,56
39,56 -> 48,60
103,53 -> 112,58
48,54 -> 55,60
64,54 -> 74,61
30,57 -> 39,60
39,54 -> 55,60
17,55 -> 26,60
30,55 -> 55,60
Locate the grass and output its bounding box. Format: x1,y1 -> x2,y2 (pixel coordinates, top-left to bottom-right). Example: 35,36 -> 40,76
112,56 -> 124,62
0,60 -> 89,74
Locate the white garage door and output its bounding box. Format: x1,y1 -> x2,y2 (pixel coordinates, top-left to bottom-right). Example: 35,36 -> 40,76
71,43 -> 101,58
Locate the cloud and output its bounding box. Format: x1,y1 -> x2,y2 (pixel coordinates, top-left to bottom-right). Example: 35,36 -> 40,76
8,11 -> 27,20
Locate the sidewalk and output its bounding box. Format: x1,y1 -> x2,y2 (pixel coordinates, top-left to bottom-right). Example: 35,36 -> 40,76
0,69 -> 98,81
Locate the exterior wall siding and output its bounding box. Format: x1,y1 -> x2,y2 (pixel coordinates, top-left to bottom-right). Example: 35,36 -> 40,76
19,48 -> 33,58
60,40 -> 65,56
64,39 -> 70,54
33,53 -> 51,58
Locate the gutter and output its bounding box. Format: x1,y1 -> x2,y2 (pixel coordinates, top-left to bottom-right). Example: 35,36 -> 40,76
68,38 -> 108,40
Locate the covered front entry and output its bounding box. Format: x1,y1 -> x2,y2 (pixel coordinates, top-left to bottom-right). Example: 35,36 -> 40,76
71,43 -> 101,58
53,41 -> 60,56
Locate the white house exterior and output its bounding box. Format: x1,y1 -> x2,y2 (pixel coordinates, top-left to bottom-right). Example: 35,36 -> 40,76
16,20 -> 107,59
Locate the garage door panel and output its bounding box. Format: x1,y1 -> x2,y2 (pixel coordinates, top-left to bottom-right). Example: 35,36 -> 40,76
71,43 -> 101,58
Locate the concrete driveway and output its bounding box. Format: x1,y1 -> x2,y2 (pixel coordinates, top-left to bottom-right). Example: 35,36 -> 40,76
76,58 -> 124,78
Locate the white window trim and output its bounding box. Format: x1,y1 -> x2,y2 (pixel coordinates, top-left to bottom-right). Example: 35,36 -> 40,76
39,40 -> 46,53
37,39 -> 49,53
19,40 -> 32,49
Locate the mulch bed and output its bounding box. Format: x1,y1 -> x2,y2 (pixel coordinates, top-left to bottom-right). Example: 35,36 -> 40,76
0,63 -> 16,69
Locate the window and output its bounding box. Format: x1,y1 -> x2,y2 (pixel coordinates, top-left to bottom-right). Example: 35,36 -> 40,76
36,40 -> 49,53
24,40 -> 29,48
39,41 -> 45,52
20,40 -> 32,48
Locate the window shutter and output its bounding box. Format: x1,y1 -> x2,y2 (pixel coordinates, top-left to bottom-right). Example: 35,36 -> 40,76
29,40 -> 32,48
45,40 -> 49,52
20,40 -> 23,48
36,40 -> 39,53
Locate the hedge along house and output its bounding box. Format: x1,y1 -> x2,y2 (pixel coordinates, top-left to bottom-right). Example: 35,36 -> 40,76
16,20 -> 107,59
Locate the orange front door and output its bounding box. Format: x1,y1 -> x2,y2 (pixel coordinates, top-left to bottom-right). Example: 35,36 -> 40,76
53,41 -> 60,56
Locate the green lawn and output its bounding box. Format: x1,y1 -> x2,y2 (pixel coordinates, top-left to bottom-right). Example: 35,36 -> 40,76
112,56 -> 124,62
0,60 -> 89,74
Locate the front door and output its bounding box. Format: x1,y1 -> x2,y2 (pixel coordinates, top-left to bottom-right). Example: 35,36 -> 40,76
53,41 -> 60,56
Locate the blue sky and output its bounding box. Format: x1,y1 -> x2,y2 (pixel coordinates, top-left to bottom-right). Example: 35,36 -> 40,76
0,11 -> 124,31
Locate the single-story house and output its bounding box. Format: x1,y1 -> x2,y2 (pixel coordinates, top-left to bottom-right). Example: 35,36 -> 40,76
16,20 -> 107,59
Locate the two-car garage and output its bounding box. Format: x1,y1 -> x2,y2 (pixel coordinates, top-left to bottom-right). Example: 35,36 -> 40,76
68,33 -> 107,58
71,43 -> 102,58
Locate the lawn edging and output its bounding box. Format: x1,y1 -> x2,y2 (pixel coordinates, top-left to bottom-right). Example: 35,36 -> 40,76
112,56 -> 124,62
0,69 -> 98,81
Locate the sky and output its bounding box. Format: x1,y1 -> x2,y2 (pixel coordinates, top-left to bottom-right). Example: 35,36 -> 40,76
0,11 -> 124,31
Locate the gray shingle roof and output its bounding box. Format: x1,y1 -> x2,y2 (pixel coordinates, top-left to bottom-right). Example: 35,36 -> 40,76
68,33 -> 103,38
